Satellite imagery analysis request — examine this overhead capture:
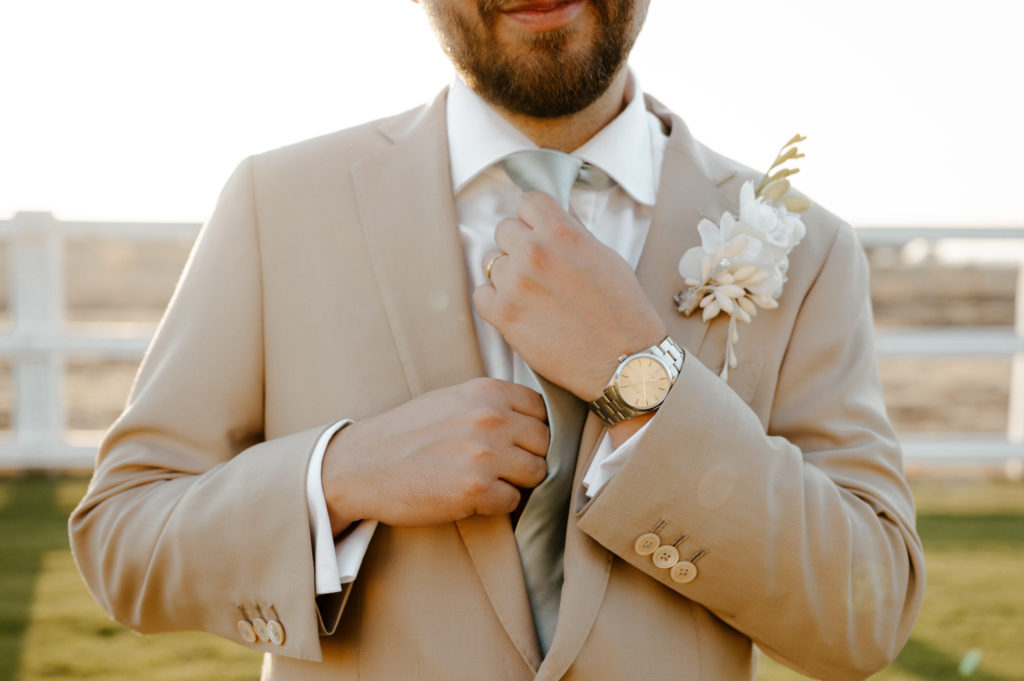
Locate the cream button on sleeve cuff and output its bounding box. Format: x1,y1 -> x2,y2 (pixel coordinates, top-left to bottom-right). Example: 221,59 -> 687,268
634,532 -> 661,556
652,545 -> 680,569
236,619 -> 257,644
670,561 -> 698,584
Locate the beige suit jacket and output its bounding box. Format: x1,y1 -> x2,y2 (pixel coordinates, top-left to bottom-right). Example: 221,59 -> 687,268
70,91 -> 925,681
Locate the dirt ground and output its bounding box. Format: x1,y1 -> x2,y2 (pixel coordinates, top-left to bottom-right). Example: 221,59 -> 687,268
0,241 -> 1020,439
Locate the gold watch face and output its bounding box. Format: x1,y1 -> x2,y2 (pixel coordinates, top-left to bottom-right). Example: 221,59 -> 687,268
617,356 -> 670,409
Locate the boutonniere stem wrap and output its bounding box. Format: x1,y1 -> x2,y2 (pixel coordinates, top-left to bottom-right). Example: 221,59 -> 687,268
674,135 -> 812,380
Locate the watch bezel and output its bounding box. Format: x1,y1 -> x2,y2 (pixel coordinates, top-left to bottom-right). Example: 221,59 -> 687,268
612,352 -> 673,411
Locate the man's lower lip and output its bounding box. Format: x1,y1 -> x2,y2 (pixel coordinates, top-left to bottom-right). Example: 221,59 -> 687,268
498,0 -> 585,32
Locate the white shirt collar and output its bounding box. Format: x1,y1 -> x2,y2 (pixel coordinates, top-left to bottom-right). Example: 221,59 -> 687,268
446,70 -> 658,205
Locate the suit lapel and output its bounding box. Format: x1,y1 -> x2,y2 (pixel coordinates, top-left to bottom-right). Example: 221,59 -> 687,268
457,517 -> 544,671
353,92 -> 486,395
541,99 -> 741,678
353,91 -> 542,672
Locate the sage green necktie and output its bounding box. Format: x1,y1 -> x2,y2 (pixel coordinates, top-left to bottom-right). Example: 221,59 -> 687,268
499,149 -> 613,655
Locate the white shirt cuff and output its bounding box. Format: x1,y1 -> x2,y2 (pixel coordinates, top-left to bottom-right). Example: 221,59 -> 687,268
305,419 -> 378,595
582,419 -> 653,498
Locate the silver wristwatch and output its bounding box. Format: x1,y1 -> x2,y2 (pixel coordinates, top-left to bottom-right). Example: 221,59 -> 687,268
588,337 -> 684,426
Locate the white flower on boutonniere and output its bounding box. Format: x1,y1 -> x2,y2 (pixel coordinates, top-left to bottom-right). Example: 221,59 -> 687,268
674,135 -> 813,380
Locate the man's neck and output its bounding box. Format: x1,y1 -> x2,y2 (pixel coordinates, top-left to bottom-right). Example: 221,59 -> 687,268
489,69 -> 631,153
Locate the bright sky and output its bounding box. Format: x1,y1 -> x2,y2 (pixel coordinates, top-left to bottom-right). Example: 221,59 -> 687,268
2,0 -> 1022,227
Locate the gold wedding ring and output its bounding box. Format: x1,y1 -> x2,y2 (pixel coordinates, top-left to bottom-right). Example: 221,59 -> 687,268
485,252 -> 506,284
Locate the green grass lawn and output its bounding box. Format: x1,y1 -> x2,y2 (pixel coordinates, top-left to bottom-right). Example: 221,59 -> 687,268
0,477 -> 259,681
1,476 -> 1021,681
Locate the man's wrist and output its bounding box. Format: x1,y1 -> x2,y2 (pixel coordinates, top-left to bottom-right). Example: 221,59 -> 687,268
321,421 -> 371,536
606,410 -> 658,448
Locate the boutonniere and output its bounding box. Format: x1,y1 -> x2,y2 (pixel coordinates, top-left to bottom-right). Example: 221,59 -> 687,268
674,135 -> 813,380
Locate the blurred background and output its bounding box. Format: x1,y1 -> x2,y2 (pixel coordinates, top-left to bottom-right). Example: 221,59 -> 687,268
1,1 -> 1022,679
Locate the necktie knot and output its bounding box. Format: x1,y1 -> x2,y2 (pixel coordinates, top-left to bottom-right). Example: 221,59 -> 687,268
500,149 -> 615,210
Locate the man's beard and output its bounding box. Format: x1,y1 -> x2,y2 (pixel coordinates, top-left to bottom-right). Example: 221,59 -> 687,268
425,0 -> 643,119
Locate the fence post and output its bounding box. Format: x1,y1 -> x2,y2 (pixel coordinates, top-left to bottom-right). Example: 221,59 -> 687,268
1009,262 -> 1024,445
9,212 -> 66,462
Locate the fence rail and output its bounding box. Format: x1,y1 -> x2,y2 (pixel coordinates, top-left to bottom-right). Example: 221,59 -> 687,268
2,213 -> 1023,471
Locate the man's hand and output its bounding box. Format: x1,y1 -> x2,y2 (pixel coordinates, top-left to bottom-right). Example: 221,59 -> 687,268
321,378 -> 549,534
473,191 -> 667,401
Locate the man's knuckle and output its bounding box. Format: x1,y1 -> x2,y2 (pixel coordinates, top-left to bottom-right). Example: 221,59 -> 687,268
480,485 -> 519,515
467,376 -> 499,398
552,220 -> 579,245
500,488 -> 521,514
460,472 -> 491,498
465,443 -> 492,467
470,285 -> 490,310
467,378 -> 510,409
525,242 -> 548,269
496,218 -> 519,241
470,406 -> 505,430
511,272 -> 537,296
529,456 -> 547,484
497,299 -> 521,324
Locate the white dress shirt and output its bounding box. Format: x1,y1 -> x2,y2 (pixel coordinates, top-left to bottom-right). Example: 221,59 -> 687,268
307,72 -> 669,595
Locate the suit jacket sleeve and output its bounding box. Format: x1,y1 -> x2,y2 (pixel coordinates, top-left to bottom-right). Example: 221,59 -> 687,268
577,223 -> 925,681
69,158 -> 336,663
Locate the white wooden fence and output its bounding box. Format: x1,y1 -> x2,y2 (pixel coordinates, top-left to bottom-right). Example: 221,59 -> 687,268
863,227 -> 1024,474
0,212 -> 198,469
1,212 -> 1023,471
